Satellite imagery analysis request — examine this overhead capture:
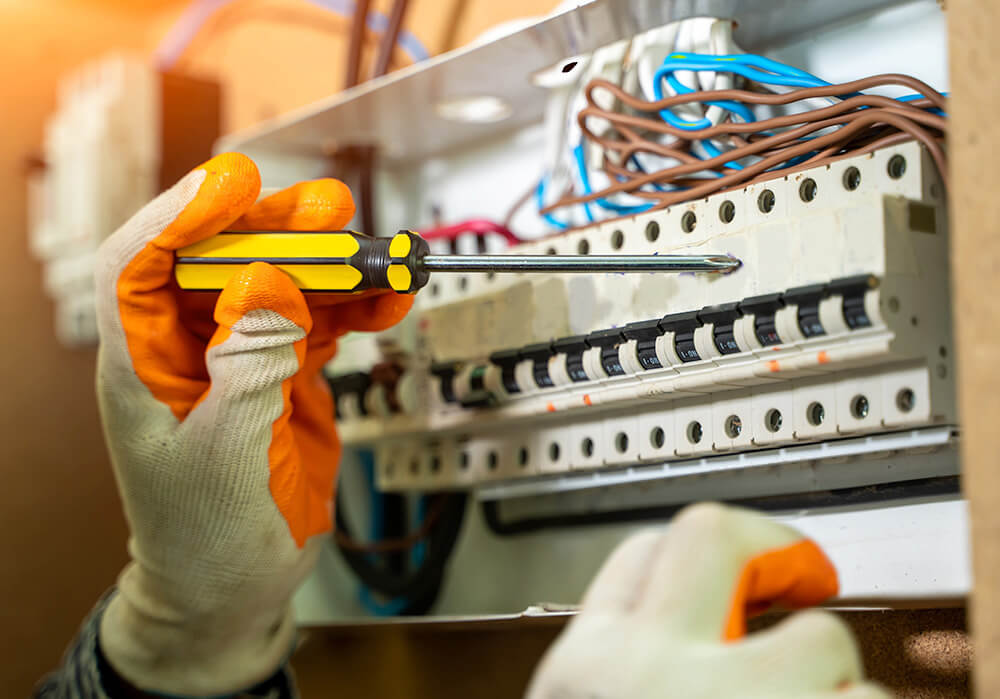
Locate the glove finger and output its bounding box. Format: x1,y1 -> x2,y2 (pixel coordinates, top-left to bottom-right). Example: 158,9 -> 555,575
579,529 -> 664,613
634,503 -> 837,641
326,290 -> 416,333
729,610 -> 864,694
96,152 -> 261,421
229,179 -> 355,231
189,262 -> 329,548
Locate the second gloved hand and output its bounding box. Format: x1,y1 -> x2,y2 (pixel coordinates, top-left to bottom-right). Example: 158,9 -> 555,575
526,503 -> 889,699
95,153 -> 412,696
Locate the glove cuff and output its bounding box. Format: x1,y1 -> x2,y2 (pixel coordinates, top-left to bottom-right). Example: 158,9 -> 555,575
98,566 -> 298,697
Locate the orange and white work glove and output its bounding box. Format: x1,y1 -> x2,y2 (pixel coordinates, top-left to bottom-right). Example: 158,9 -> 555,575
94,153 -> 412,696
526,503 -> 889,699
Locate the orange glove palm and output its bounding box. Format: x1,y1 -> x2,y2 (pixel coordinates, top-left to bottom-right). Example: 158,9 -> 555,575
97,153 -> 411,695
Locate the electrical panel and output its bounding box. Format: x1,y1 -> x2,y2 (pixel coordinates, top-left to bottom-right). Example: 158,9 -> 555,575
320,142 -> 954,496
30,54 -> 159,347
215,0 -> 965,616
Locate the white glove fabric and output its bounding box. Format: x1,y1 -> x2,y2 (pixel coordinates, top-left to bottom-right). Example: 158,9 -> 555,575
526,503 -> 890,699
94,153 -> 412,695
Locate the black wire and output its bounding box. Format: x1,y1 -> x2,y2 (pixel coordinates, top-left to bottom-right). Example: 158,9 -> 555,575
481,476 -> 961,537
335,489 -> 468,600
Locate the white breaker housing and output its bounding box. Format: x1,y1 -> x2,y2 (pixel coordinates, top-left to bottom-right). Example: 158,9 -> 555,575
327,142 -> 953,492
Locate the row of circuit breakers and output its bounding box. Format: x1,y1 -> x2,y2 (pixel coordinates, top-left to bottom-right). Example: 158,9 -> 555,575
331,274 -> 877,412
324,142 -> 956,490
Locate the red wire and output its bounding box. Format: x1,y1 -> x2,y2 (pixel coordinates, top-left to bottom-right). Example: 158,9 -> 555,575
418,219 -> 521,244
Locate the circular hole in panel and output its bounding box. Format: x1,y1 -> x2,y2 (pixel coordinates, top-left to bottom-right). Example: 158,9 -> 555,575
615,432 -> 629,453
645,220 -> 660,242
430,282 -> 440,297
487,451 -> 498,470
549,443 -> 560,462
807,402 -> 826,426
887,154 -> 907,179
888,296 -> 900,313
680,211 -> 697,233
546,247 -> 557,255
486,271 -> 496,281
430,456 -> 441,473
939,345 -> 948,358
518,447 -> 529,467
719,200 -> 736,224
911,316 -> 919,327
459,451 -> 469,470
651,427 -> 665,449
758,189 -> 776,214
937,364 -> 948,379
578,239 -> 590,255
764,409 -> 783,433
724,415 -> 742,438
798,178 -> 818,202
686,421 -> 703,444
582,437 -> 595,457
409,459 -> 420,475
851,395 -> 870,420
842,166 -> 862,191
611,229 -> 625,250
459,276 -> 469,291
896,388 -> 916,413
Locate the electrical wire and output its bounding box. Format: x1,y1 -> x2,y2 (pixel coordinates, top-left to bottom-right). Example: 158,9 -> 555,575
344,0 -> 370,88
372,0 -> 409,79
419,219 -> 523,245
335,488 -> 468,599
155,0 -> 429,70
540,72 -> 947,216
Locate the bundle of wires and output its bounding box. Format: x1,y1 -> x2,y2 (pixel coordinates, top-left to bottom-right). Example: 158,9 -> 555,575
542,52 -> 947,217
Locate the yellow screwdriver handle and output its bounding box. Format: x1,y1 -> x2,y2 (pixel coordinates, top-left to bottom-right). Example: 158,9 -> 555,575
174,229 -> 430,293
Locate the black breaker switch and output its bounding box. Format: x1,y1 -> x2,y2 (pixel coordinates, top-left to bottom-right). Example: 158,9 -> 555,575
697,303 -> 743,355
739,293 -> 786,347
587,328 -> 627,376
553,335 -> 590,383
430,363 -> 459,403
624,320 -> 664,369
488,349 -> 522,394
783,283 -> 829,338
829,274 -> 878,330
660,311 -> 703,362
521,342 -> 556,388
327,372 -> 372,418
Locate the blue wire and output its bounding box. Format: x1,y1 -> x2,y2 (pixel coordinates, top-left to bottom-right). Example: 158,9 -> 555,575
536,178 -> 571,229
575,145 -> 653,215
357,449 -> 412,617
572,145 -> 597,222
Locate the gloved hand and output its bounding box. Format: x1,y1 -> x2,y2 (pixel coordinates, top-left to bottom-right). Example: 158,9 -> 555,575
526,503 -> 888,699
94,153 -> 412,696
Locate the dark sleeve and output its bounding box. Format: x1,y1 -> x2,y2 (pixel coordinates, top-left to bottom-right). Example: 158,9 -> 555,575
34,591 -> 300,699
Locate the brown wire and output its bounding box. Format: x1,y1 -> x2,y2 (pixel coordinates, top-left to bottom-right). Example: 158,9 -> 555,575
372,0 -> 409,79
544,73 -> 947,216
333,494 -> 449,553
344,0 -> 370,88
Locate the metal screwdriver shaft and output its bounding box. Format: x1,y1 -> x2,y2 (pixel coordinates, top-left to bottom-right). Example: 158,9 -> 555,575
420,253 -> 740,275
175,229 -> 742,293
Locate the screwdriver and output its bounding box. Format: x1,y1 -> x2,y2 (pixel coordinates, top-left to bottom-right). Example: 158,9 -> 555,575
175,230 -> 741,293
